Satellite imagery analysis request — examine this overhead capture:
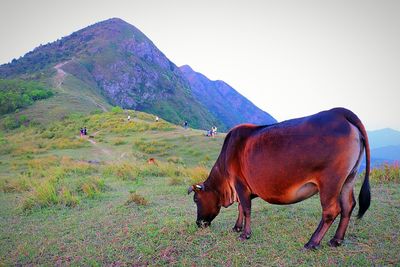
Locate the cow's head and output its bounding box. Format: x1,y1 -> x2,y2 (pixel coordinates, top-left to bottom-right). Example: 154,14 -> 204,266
188,183 -> 221,228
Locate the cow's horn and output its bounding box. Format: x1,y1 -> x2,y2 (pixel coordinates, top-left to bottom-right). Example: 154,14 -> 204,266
187,185 -> 194,195
195,184 -> 203,190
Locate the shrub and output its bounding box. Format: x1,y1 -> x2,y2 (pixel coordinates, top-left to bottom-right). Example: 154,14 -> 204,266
23,179 -> 58,210
167,156 -> 184,164
111,106 -> 123,114
168,176 -> 185,186
126,191 -> 149,206
186,165 -> 209,184
27,155 -> 59,171
49,137 -> 87,149
134,140 -> 175,155
58,186 -> 79,207
113,138 -> 127,146
2,116 -> 21,130
0,176 -> 32,193
77,176 -> 106,198
369,162 -> 400,183
103,163 -> 137,181
20,157 -> 104,211
0,79 -> 53,115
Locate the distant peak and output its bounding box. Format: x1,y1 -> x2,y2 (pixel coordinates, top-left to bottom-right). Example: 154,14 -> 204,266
99,17 -> 128,24
91,17 -> 132,28
370,128 -> 399,133
179,65 -> 194,72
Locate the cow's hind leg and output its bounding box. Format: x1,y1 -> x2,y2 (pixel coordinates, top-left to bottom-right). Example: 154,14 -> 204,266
304,183 -> 341,250
232,203 -> 244,232
329,173 -> 357,247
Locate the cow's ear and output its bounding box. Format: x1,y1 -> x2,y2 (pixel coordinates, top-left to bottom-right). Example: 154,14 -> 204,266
188,185 -> 194,195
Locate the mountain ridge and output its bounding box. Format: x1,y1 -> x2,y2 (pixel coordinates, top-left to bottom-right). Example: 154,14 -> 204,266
180,65 -> 276,129
0,18 -> 276,131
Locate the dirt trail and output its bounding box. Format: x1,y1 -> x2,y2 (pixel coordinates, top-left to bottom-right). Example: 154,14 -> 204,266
54,61 -> 69,89
83,136 -> 113,157
54,61 -> 108,112
89,98 -> 108,112
79,131 -> 125,159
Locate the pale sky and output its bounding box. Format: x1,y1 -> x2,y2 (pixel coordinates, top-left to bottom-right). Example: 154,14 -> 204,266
1,0 -> 399,130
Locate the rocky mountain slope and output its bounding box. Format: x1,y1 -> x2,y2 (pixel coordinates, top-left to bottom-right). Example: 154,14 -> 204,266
0,18 -> 275,130
180,65 -> 276,128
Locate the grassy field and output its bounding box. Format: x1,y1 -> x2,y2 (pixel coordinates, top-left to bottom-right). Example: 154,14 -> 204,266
0,111 -> 399,266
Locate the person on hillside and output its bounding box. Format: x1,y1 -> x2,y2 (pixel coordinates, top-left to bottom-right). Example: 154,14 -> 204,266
184,121 -> 188,129
155,116 -> 159,122
127,115 -> 131,122
212,126 -> 217,137
80,128 -> 84,138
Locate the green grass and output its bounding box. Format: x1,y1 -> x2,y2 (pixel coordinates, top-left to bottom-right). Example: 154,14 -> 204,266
0,111 -> 398,265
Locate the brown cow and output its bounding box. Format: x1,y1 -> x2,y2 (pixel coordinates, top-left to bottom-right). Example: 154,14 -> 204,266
188,108 -> 370,249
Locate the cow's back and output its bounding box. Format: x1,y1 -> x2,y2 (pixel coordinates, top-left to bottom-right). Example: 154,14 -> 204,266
232,109 -> 362,204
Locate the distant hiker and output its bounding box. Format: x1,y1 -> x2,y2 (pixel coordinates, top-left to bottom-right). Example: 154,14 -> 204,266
155,116 -> 159,122
80,128 -> 84,137
84,127 -> 87,136
212,126 -> 217,137
184,121 -> 188,129
128,115 -> 131,122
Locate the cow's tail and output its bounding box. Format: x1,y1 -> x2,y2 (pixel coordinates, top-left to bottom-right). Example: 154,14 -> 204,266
334,108 -> 371,219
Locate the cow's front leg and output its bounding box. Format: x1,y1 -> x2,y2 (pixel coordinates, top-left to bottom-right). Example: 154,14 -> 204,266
238,197 -> 252,240
235,181 -> 252,241
232,203 -> 243,232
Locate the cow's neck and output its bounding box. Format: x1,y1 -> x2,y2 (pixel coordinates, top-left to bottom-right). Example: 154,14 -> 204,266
205,166 -> 238,208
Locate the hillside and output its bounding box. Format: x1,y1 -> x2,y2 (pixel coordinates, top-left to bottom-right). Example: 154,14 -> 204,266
0,18 -> 276,130
0,18 -> 220,129
180,65 -> 276,129
0,110 -> 398,265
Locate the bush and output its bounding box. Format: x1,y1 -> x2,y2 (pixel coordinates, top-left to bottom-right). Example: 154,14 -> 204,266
134,139 -> 175,155
113,138 -> 127,146
369,162 -> 400,183
0,79 -> 53,115
111,106 -> 123,114
126,191 -> 149,206
103,163 -> 138,181
0,176 -> 32,193
167,156 -> 184,164
20,157 -> 106,211
77,176 -> 106,198
2,116 -> 21,130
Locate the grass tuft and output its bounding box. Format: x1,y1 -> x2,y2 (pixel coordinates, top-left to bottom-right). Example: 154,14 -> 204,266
126,191 -> 149,206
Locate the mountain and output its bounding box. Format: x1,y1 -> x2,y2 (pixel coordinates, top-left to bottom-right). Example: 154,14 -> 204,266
360,128 -> 400,168
371,145 -> 400,162
180,65 -> 276,129
0,18 -> 231,129
368,128 -> 400,149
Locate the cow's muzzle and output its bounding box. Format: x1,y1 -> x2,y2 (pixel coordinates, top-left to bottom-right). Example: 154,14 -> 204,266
196,220 -> 210,228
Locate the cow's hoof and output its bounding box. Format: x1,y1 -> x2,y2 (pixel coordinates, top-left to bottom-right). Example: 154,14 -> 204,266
303,242 -> 320,250
232,226 -> 243,232
328,238 -> 343,247
239,233 -> 251,241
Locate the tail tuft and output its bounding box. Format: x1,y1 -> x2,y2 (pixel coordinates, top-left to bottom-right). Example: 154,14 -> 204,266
357,174 -> 371,219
